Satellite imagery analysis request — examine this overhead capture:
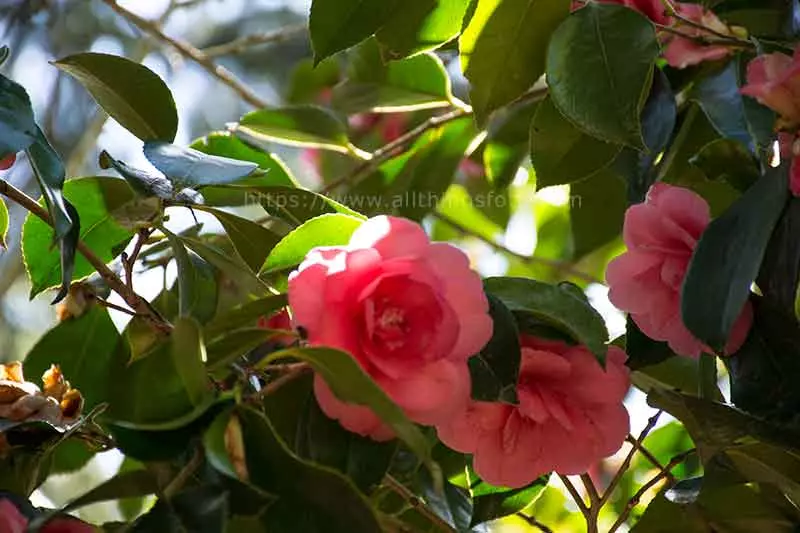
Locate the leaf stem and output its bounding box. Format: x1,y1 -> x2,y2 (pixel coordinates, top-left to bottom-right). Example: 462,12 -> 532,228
0,179 -> 169,329
515,513 -> 554,533
101,0 -> 269,109
258,362 -> 311,397
201,24 -> 307,57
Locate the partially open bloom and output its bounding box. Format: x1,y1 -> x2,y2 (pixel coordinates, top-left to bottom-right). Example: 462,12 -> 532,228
741,47 -> 800,130
662,3 -> 735,69
289,215 -> 492,440
606,184 -> 752,357
437,337 -> 630,488
257,308 -> 295,346
0,499 -> 94,533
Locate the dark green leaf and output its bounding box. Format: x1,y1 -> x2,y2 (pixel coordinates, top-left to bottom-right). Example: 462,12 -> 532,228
179,236 -> 270,294
132,484 -> 228,533
195,206 -> 282,273
204,294 -> 287,340
309,0 -> 399,63
62,469 -> 158,513
333,39 -> 454,113
689,139 -> 759,192
484,276 -> 608,361
632,357 -> 722,401
143,141 -> 257,188
23,176 -> 132,298
237,106 -> 352,153
624,316 -> 674,371
205,328 -> 273,370
238,406 -> 383,532
690,61 -> 754,153
471,475 -> 549,526
469,294 -> 521,403
546,3 -> 658,148
170,316 -> 211,407
461,0 -> 569,123
682,165 -> 789,351
54,52 -> 178,142
569,170 -> 626,258
531,96 -> 621,189
261,213 -> 362,273
376,0 -> 470,59
165,230 -> 219,324
286,58 -> 341,104
49,439 -> 96,476
0,72 -> 37,154
484,99 -> 538,189
24,306 -> 119,410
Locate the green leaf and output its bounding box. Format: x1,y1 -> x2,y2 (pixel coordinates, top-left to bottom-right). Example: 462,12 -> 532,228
195,206 -> 282,273
49,439 -> 96,476
204,294 -> 287,340
546,3 -> 658,148
0,197 -> 8,249
569,170 -> 626,258
142,141 -> 258,188
257,347 -> 434,473
245,185 -> 364,226
22,176 -> 132,298
530,96 -> 621,189
23,306 -> 119,410
171,317 -> 210,407
309,0 -> 399,63
238,406 -> 383,532
205,328 -> 273,370
484,276 -> 608,361
261,213 -> 363,273
690,61 -> 754,152
61,469 -> 158,513
681,165 -> 789,351
484,99 -> 538,190
460,0 -> 569,123
0,72 -> 37,154
432,184 -> 503,242
470,475 -> 549,526
287,57 -> 341,104
99,150 -> 202,204
469,294 -> 521,403
376,0 -> 470,59
131,484 -> 228,533
631,357 -> 722,401
237,106 -> 352,153
689,139 -> 759,193
165,231 -> 219,324
179,236 -> 270,294
332,39 -> 454,113
54,52 -> 178,142
624,316 -> 674,371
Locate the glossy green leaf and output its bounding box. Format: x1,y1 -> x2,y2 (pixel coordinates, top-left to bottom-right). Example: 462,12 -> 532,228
287,57 -> 341,104
469,294 -> 521,403
204,294 -> 287,340
131,484 -> 228,533
99,150 -> 202,204
309,0 -> 399,63
261,213 -> 362,273
546,3 -> 658,148
484,277 -> 608,361
179,236 -> 270,294
257,347 -> 433,472
460,0 -> 569,123
143,141 -> 258,188
624,316 -> 674,371
332,39 -> 454,113
689,138 -> 759,192
470,475 -> 549,526
170,317 -> 210,407
245,185 -> 364,226
569,170 -> 626,258
238,406 -> 383,532
23,306 -> 119,410
237,106 -> 352,153
530,97 -> 621,189
690,61 -> 754,153
206,328 -> 273,370
165,231 -> 219,324
54,52 -> 178,142
196,206 -> 282,273
682,165 -> 789,352
0,72 -> 37,154
484,99 -> 538,189
23,176 -> 133,298
376,0 -> 470,59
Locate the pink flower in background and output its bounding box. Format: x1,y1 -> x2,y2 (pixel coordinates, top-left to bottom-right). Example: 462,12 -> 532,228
257,308 -> 295,346
662,3 -> 734,69
288,215 -> 493,440
741,47 -> 800,129
571,0 -> 670,25
778,132 -> 800,197
0,154 -> 14,171
437,337 -> 630,488
0,499 -> 94,533
606,184 -> 752,357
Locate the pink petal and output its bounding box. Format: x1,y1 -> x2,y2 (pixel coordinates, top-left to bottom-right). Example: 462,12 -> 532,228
313,375 -> 395,441
348,215 -> 430,258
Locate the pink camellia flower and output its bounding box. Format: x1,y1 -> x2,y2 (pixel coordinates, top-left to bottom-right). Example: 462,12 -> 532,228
741,47 -> 800,130
606,184 -> 753,357
0,499 -> 94,533
571,0 -> 669,25
778,132 -> 800,197
437,337 -> 630,489
288,215 -> 493,440
257,308 -> 295,346
662,3 -> 735,69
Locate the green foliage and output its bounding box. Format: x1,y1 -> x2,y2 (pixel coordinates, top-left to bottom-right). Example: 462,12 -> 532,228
237,106 -> 353,153
309,0 -> 399,63
376,0 -> 470,59
469,294 -> 521,403
142,142 -> 258,188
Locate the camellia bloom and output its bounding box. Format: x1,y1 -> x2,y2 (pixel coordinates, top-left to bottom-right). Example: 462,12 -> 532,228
778,132 -> 800,197
288,215 -> 492,440
257,308 -> 295,346
741,47 -> 800,130
661,3 -> 735,69
437,337 -> 630,488
0,499 -> 94,533
606,184 -> 752,357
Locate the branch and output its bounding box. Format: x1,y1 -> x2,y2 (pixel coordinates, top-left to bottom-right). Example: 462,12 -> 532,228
101,0 -> 269,109
383,475 -> 456,533
202,24 -> 307,57
580,473 -> 600,507
608,448 -> 696,533
558,474 -> 589,515
627,436 -> 674,485
515,514 -> 554,533
258,363 -> 310,397
0,179 -> 169,329
432,211 -> 604,285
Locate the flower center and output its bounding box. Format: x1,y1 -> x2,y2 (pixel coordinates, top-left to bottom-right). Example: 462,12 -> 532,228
374,303 -> 408,350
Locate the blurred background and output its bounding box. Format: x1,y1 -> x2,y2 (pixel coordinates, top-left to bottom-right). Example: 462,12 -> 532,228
0,1 -> 700,530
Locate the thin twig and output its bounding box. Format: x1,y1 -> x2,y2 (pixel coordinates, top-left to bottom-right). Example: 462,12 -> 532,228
123,228 -> 153,293
101,0 -> 269,109
259,363 -> 311,397
321,107 -> 471,193
202,24 -> 307,57
164,446 -> 204,498
515,513 -> 554,533
432,211 -> 604,285
0,179 -> 169,329
608,449 -> 696,533
558,474 -> 589,515
599,411 -> 663,506
580,473 -> 601,507
94,298 -> 139,317
383,475 -> 455,533
627,436 -> 674,484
